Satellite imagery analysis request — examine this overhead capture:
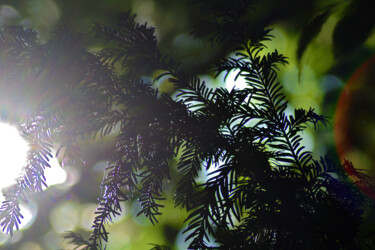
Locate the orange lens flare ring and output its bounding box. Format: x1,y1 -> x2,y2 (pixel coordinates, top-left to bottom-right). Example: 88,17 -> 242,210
334,54 -> 375,199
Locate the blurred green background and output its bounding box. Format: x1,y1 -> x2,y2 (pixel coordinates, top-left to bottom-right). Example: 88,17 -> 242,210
0,0 -> 374,249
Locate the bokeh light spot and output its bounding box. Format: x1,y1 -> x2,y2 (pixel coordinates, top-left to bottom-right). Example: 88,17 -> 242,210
44,155 -> 67,187
79,203 -> 98,230
19,241 -> 42,250
19,202 -> 37,230
49,201 -> 80,233
0,6 -> 21,25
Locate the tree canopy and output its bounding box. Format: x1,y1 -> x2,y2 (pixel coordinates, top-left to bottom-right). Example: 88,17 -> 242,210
0,0 -> 374,249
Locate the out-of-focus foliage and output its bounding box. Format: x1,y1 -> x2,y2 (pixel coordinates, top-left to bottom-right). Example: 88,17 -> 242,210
0,0 -> 374,249
297,0 -> 375,60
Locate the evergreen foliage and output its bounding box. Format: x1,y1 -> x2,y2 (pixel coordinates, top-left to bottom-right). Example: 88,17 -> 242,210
0,1 -> 374,249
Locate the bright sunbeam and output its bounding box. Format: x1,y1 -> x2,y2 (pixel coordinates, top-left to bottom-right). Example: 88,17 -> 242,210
0,122 -> 67,232
0,122 -> 29,189
0,122 -> 67,191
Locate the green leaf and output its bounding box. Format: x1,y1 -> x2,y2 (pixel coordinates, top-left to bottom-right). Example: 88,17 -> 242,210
297,9 -> 331,62
332,0 -> 375,57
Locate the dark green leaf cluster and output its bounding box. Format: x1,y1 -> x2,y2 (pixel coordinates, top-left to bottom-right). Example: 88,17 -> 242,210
297,0 -> 375,60
190,0 -> 258,45
0,1 -> 373,249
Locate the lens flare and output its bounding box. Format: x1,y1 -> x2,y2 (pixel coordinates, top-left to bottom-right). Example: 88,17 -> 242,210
334,54 -> 375,198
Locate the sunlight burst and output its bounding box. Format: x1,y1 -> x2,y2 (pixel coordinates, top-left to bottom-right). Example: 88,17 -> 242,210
0,122 -> 67,191
0,122 -> 68,232
0,123 -> 29,189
